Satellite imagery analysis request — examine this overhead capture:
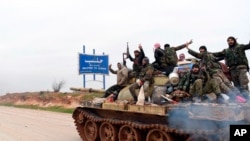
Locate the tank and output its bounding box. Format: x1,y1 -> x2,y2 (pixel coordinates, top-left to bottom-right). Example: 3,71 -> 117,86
72,100 -> 248,141
72,64 -> 250,141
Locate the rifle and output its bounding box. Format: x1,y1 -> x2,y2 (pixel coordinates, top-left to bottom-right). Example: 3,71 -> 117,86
123,42 -> 129,66
126,42 -> 129,58
123,52 -> 127,66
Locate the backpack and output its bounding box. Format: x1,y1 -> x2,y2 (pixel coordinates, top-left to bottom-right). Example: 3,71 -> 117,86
165,48 -> 177,66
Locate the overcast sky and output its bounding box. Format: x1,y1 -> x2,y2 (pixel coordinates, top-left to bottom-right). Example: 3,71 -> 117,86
0,0 -> 250,95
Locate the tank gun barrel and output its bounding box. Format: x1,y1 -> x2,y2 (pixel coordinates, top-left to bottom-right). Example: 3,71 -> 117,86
70,87 -> 105,93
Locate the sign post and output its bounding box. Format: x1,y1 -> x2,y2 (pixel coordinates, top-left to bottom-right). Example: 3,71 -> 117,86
79,46 -> 108,89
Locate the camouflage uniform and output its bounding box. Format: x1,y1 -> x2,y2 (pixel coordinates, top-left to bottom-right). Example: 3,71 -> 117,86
188,49 -> 238,95
178,71 -> 203,97
202,77 -> 222,102
203,78 -> 221,95
129,60 -> 154,101
212,43 -> 250,96
162,43 -> 188,75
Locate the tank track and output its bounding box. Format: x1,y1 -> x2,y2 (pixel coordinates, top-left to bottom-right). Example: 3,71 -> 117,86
72,107 -> 227,141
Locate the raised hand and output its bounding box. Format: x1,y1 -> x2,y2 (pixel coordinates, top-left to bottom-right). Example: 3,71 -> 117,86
138,43 -> 142,49
185,39 -> 193,49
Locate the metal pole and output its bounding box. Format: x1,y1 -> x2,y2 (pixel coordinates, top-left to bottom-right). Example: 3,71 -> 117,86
103,52 -> 105,89
93,49 -> 96,81
83,45 -> 86,88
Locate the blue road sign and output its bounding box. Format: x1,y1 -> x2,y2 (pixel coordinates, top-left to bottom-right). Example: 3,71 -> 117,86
79,53 -> 109,75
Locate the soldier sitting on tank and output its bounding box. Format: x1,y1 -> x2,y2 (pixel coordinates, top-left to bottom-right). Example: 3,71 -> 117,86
152,40 -> 192,76
129,57 -> 154,103
103,62 -> 129,100
177,64 -> 203,102
176,64 -> 227,103
186,45 -> 240,101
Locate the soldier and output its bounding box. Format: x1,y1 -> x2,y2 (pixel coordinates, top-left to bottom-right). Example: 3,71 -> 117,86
202,77 -> 226,103
129,57 -> 154,102
177,63 -> 228,103
152,43 -> 167,72
212,36 -> 250,99
177,64 -> 203,102
186,45 -> 239,100
164,40 -> 193,75
127,44 -> 145,77
103,62 -> 129,100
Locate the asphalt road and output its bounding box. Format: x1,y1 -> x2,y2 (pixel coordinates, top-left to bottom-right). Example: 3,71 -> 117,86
0,106 -> 82,141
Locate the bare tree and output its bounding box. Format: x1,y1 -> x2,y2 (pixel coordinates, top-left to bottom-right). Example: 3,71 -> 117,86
52,80 -> 66,92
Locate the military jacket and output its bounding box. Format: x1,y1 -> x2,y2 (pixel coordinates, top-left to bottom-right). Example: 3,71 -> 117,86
164,44 -> 186,66
212,44 -> 250,71
178,72 -> 200,91
188,49 -> 221,75
138,64 -> 154,83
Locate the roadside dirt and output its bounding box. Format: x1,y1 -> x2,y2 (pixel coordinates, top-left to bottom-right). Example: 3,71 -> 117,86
0,92 -> 86,108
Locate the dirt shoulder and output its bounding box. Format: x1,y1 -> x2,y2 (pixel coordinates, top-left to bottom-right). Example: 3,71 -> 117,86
0,91 -> 102,109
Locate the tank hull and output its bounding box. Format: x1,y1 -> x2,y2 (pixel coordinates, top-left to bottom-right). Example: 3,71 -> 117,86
72,103 -> 246,141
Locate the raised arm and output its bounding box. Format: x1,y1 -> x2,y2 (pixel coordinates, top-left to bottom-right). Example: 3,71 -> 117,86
109,64 -> 117,74
174,39 -> 193,51
187,48 -> 203,59
138,44 -> 145,64
128,53 -> 134,61
212,50 -> 225,57
242,42 -> 250,50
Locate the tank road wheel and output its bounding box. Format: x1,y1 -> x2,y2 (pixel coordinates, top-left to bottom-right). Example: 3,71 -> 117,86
84,120 -> 99,141
99,122 -> 118,141
146,129 -> 173,141
78,111 -> 86,123
118,125 -> 141,141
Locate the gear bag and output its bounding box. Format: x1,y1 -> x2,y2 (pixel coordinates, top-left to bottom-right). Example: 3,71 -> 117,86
165,48 -> 177,66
